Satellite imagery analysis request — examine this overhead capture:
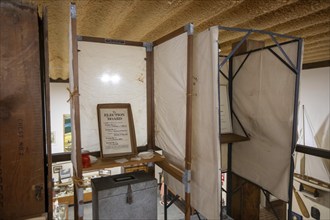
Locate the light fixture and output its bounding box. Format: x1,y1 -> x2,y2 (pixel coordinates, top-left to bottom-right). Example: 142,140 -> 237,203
100,73 -> 121,84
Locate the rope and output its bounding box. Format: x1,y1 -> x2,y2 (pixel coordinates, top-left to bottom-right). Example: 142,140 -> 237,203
66,87 -> 80,102
72,176 -> 88,188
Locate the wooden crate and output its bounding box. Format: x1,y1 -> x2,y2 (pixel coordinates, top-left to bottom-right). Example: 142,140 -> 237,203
0,2 -> 46,218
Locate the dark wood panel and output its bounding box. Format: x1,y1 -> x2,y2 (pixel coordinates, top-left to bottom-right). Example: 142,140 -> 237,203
221,133 -> 250,144
231,173 -> 260,220
302,60 -> 330,70
0,2 -> 45,218
40,6 -> 53,219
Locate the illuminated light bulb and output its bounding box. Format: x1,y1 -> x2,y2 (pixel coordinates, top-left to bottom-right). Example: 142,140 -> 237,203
100,73 -> 121,84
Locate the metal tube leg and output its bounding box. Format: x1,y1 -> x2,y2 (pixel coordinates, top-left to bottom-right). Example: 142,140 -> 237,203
164,184 -> 168,220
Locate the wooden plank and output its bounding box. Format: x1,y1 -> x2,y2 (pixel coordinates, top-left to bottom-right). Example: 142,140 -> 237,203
231,173 -> 260,220
83,152 -> 165,171
79,36 -> 144,47
146,49 -> 155,149
69,3 -> 83,220
40,6 -> 53,219
184,31 -> 193,220
220,133 -> 250,144
155,160 -> 184,183
302,60 -> 330,70
0,2 -> 45,218
153,25 -> 187,46
55,191 -> 92,205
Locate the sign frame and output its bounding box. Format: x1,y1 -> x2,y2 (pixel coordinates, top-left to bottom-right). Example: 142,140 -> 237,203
97,103 -> 137,158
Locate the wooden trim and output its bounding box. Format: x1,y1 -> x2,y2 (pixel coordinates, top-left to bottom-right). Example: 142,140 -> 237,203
146,50 -> 155,149
184,33 -> 194,220
302,60 -> 330,70
78,36 -> 144,47
52,152 -> 71,163
83,152 -> 164,171
50,78 -> 69,83
153,26 -> 187,46
155,160 -> 183,182
54,191 -> 92,205
220,133 -> 250,144
40,6 -> 53,218
70,4 -> 83,220
52,147 -> 153,163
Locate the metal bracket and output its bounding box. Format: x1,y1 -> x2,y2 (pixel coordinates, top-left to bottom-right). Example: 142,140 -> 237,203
182,170 -> 191,193
185,23 -> 194,35
143,42 -> 153,52
70,4 -> 76,19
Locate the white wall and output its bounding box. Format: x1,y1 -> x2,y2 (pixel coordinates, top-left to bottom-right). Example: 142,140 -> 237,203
297,66 -> 330,183
299,67 -> 330,141
50,83 -> 70,153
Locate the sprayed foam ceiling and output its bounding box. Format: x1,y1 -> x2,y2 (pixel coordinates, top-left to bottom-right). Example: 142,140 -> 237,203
23,0 -> 330,79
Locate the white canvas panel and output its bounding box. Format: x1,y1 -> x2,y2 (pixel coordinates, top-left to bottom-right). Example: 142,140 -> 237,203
78,42 -> 147,152
154,33 -> 188,163
231,42 -> 299,201
191,27 -> 221,219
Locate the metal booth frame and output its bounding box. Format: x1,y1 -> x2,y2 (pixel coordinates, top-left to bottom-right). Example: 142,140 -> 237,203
218,26 -> 303,220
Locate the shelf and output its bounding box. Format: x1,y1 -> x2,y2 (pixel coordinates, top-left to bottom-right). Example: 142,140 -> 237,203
83,152 -> 165,171
54,191 -> 92,205
155,159 -> 184,183
220,133 -> 249,144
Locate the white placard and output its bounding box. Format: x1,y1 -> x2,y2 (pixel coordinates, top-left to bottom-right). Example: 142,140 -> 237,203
97,104 -> 137,157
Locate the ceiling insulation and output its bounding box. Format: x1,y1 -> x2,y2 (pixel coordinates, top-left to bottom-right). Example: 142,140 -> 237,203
15,0 -> 330,79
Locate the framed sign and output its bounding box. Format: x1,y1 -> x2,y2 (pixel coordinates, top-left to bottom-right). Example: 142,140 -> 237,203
220,85 -> 233,134
97,103 -> 137,158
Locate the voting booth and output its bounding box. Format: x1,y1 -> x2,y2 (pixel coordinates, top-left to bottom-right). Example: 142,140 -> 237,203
68,3 -> 303,218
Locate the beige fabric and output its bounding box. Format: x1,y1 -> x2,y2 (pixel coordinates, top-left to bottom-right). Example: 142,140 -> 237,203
231,42 -> 300,202
154,33 -> 188,163
191,26 -> 221,219
77,42 -> 147,152
154,33 -> 187,199
154,28 -> 222,219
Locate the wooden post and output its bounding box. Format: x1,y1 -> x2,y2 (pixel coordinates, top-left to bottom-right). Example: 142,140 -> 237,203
70,3 -> 83,220
40,6 -> 53,219
185,27 -> 194,220
146,48 -> 155,149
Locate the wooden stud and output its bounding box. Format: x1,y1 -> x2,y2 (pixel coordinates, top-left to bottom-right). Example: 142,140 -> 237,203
184,32 -> 194,220
40,6 -> 53,219
146,49 -> 155,149
70,3 -> 83,220
153,26 -> 187,46
79,35 -> 144,47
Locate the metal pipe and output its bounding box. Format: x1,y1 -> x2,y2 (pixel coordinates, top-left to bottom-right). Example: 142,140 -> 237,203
287,38 -> 303,220
218,26 -> 299,40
